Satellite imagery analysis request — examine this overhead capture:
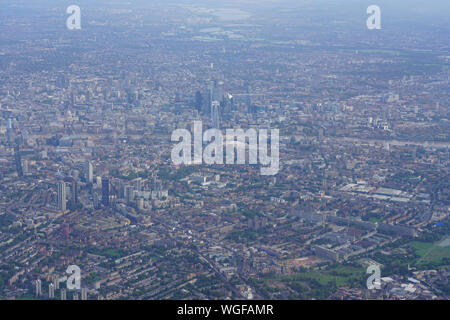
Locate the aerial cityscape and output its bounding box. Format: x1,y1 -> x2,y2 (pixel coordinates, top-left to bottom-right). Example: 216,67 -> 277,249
0,0 -> 449,302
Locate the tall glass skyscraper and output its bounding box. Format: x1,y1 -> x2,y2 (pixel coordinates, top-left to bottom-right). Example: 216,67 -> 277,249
102,177 -> 110,207
211,101 -> 220,129
85,161 -> 93,184
57,181 -> 66,211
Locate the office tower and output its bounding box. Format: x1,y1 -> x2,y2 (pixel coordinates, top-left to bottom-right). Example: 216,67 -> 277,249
52,276 -> 60,290
222,92 -> 233,115
61,289 -> 67,300
207,81 -> 214,110
194,90 -> 203,112
119,181 -> 125,199
110,180 -> 117,204
81,288 -> 88,300
14,145 -> 23,177
101,177 -> 110,207
58,181 -> 67,211
85,161 -> 93,184
211,101 -> 220,129
35,279 -> 42,296
72,180 -> 78,205
93,192 -> 99,209
49,283 -> 55,299
137,198 -> 144,211
125,186 -> 134,205
6,118 -> 13,143
135,179 -> 141,192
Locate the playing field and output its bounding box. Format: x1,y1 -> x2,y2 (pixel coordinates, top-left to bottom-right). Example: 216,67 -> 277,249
410,238 -> 450,267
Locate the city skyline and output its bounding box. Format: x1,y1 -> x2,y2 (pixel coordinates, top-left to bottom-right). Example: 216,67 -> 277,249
0,0 -> 448,303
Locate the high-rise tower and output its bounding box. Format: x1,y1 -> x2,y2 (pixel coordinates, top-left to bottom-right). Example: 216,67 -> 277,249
102,177 -> 110,207
58,181 -> 67,211
72,180 -> 78,205
35,279 -> 42,297
211,101 -> 220,129
85,161 -> 93,184
6,118 -> 13,144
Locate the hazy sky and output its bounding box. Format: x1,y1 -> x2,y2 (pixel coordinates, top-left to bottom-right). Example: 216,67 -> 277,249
2,0 -> 450,12
0,0 -> 448,28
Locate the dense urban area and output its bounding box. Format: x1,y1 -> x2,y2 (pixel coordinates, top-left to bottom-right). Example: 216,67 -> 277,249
0,0 -> 449,300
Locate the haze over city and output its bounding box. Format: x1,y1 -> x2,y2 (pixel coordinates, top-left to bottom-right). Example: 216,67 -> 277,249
0,0 -> 448,302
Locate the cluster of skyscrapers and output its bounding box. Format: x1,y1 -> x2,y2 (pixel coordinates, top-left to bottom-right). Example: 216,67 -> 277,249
194,80 -> 250,130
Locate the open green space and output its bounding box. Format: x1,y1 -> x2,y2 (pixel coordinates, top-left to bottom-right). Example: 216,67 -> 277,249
254,264 -> 365,299
410,238 -> 450,267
